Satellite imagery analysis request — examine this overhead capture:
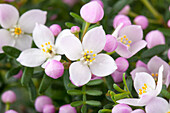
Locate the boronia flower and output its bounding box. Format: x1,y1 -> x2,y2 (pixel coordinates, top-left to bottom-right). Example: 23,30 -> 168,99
112,23 -> 147,58
0,4 -> 47,52
60,26 -> 117,86
117,66 -> 170,113
17,24 -> 66,68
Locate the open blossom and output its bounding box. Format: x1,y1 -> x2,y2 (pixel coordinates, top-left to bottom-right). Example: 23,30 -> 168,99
117,66 -> 169,113
0,4 -> 47,53
131,56 -> 170,87
60,26 -> 117,86
112,23 -> 147,58
17,24 -> 66,68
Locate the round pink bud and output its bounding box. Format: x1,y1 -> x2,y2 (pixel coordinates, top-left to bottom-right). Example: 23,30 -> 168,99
104,34 -> 118,52
1,90 -> 16,104
91,0 -> 104,8
116,18 -> 131,29
113,15 -> 131,29
13,70 -> 23,79
119,5 -> 130,15
49,24 -> 62,36
167,20 -> 170,28
115,57 -> 129,72
134,15 -> 148,29
145,30 -> 165,49
112,103 -> 132,113
43,104 -> 56,113
71,26 -> 80,34
35,96 -> 53,112
5,110 -> 18,113
131,109 -> 145,113
80,1 -> 104,23
111,71 -> 125,83
59,104 -> 77,113
45,60 -> 64,79
168,49 -> 170,60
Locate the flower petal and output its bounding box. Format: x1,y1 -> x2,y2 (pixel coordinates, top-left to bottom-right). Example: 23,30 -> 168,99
82,26 -> 106,53
0,29 -> 15,53
90,53 -> 117,77
55,29 -> 74,55
41,55 -> 61,68
117,98 -> 146,106
130,67 -> 150,80
33,24 -> 54,49
0,4 -> 19,29
134,72 -> 155,95
119,25 -> 143,42
60,35 -> 83,61
18,9 -> 47,33
112,23 -> 123,38
14,35 -> 32,51
17,48 -> 47,67
145,97 -> 169,113
136,60 -> 147,68
69,61 -> 91,86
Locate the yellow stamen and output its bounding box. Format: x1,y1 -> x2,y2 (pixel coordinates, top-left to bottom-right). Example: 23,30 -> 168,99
123,35 -> 126,38
123,41 -> 126,44
92,58 -> 95,60
93,54 -> 96,57
128,41 -> 132,43
125,38 -> 128,40
14,28 -> 22,35
142,87 -> 146,90
84,53 -> 86,55
139,91 -> 142,95
155,73 -> 158,76
151,73 -> 154,76
42,49 -> 45,52
127,44 -> 130,47
45,43 -> 48,45
50,45 -> 52,48
139,89 -> 142,92
87,55 -> 91,58
48,42 -> 50,44
41,45 -> 44,47
90,60 -> 92,62
86,50 -> 89,53
143,90 -> 146,93
90,50 -> 93,53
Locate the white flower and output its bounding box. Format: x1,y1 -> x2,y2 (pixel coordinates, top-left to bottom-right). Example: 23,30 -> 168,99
60,26 -> 117,86
0,4 -> 47,52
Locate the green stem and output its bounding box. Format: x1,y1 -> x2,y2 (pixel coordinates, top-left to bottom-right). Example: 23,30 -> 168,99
82,85 -> 87,113
5,103 -> 10,111
81,22 -> 90,41
106,51 -> 115,55
128,11 -> 138,17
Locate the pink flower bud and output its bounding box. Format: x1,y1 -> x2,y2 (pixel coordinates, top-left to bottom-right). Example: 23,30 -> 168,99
45,60 -> 64,79
91,0 -> 104,8
113,15 -> 131,29
131,109 -> 145,113
168,49 -> 170,60
13,70 -> 23,79
119,5 -> 130,15
5,110 -> 18,113
104,34 -> 118,52
80,1 -> 104,23
134,15 -> 148,29
1,90 -> 16,104
112,103 -> 132,113
35,96 -> 53,112
43,104 -> 56,113
145,30 -> 165,49
111,71 -> 125,83
167,20 -> 170,28
59,104 -> 77,113
115,57 -> 129,72
49,24 -> 62,36
71,26 -> 80,34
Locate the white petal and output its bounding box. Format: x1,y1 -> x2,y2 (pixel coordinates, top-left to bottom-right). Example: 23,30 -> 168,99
55,29 -> 75,55
18,9 -> 47,33
0,29 -> 15,53
90,53 -> 117,77
41,55 -> 61,68
14,35 -> 32,51
117,98 -> 146,106
69,61 -> 91,86
33,24 -> 54,49
82,26 -> 106,53
0,4 -> 19,28
17,48 -> 47,67
134,72 -> 155,95
112,23 -> 123,38
60,35 -> 83,61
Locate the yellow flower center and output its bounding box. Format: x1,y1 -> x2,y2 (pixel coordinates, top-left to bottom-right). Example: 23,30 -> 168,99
151,73 -> 158,83
14,27 -> 22,35
119,35 -> 132,48
41,42 -> 53,54
81,50 -> 96,65
139,83 -> 147,95
10,25 -> 23,38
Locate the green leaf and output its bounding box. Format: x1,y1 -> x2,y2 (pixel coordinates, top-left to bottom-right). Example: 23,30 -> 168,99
114,92 -> 130,100
126,77 -> 133,92
71,101 -> 83,107
27,80 -> 37,101
6,67 -> 21,79
70,12 -> 84,23
81,104 -> 87,113
98,109 -> 112,113
65,22 -> 76,28
158,28 -> 170,36
141,45 -> 168,58
86,90 -> 103,96
67,83 -> 78,88
86,79 -> 103,86
105,76 -> 114,90
38,74 -> 54,94
113,84 -> 126,93
67,90 -> 83,95
86,100 -> 101,106
2,46 -> 21,58
0,53 -> 5,60
63,70 -> 73,90
21,67 -> 34,86
160,89 -> 170,99
88,24 -> 100,31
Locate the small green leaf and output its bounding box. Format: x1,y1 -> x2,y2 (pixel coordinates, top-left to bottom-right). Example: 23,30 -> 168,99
27,80 -> 37,101
70,12 -> 84,23
158,28 -> 170,36
88,24 -> 100,31
38,74 -> 53,94
105,76 -> 114,90
98,109 -> 112,113
86,90 -> 102,96
0,53 -> 5,60
21,67 -> 34,86
67,83 -> 78,88
2,46 -> 21,58
86,100 -> 101,106
126,77 -> 133,92
114,92 -> 130,100
65,22 -> 76,28
71,101 -> 83,107
86,79 -> 103,86
81,104 -> 87,113
160,89 -> 170,99
141,45 -> 168,58
113,84 -> 126,93
67,90 -> 83,95
6,67 -> 21,79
